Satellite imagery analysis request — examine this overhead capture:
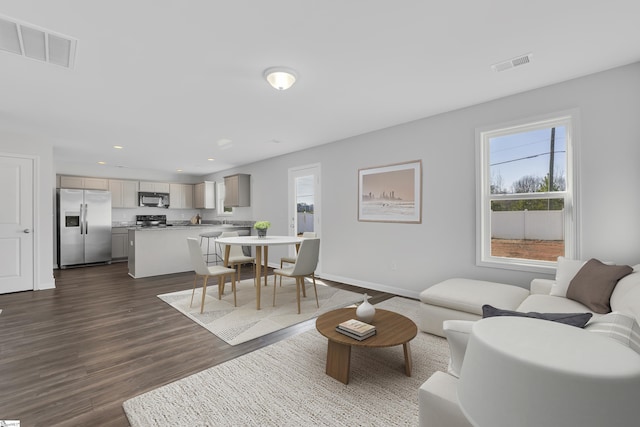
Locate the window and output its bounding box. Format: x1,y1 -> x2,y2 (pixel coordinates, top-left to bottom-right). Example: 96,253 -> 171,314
476,112 -> 578,272
216,182 -> 233,215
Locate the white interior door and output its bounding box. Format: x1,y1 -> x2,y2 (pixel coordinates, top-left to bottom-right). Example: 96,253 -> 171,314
288,163 -> 321,271
0,155 -> 34,293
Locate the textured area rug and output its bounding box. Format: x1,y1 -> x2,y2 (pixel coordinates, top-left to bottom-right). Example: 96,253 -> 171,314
158,276 -> 363,345
123,297 -> 449,426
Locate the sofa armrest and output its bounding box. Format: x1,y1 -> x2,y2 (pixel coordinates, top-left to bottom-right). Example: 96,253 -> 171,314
443,320 -> 475,378
419,371 -> 472,427
530,278 -> 555,295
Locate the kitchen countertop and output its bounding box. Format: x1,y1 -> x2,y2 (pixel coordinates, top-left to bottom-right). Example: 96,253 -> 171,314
133,225 -> 250,231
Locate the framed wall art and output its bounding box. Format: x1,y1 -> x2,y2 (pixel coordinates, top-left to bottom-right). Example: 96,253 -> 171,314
358,160 -> 422,223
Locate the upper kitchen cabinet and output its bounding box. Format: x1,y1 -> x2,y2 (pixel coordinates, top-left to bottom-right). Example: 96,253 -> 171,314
109,179 -> 139,208
169,183 -> 194,209
139,181 -> 170,193
194,181 -> 215,209
224,174 -> 250,207
59,175 -> 109,190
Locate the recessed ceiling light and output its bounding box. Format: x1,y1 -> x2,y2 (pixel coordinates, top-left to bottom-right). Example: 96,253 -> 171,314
176,169 -> 183,172
97,161 -> 106,165
113,145 -> 123,149
263,67 -> 298,90
207,158 -> 215,161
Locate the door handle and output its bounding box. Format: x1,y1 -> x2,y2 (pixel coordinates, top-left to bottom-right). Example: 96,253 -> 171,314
23,229 -> 31,233
80,203 -> 84,234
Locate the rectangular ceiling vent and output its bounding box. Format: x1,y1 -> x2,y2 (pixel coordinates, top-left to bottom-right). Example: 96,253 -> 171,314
0,14 -> 77,69
491,53 -> 532,72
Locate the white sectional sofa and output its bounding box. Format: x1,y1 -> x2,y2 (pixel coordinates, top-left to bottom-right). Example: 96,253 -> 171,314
418,259 -> 640,427
419,258 -> 640,337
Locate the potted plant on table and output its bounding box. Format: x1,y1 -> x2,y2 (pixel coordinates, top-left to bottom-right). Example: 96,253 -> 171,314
254,221 -> 271,238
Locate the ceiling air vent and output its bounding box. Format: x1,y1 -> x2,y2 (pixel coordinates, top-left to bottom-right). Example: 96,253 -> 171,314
0,14 -> 77,69
491,53 -> 532,72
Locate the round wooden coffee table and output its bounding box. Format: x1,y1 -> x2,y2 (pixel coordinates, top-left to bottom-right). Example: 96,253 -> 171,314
316,307 -> 418,384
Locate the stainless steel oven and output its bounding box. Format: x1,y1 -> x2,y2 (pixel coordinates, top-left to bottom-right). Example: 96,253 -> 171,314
136,214 -> 167,228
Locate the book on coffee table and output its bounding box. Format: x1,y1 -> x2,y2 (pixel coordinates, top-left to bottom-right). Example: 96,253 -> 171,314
335,326 -> 377,341
337,318 -> 376,336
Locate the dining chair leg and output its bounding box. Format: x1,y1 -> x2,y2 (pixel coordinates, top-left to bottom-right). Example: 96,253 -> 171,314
312,273 -> 319,308
301,277 -> 307,297
200,275 -> 209,314
232,274 -> 237,307
190,274 -> 199,308
279,260 -> 283,286
295,277 -> 301,314
218,275 -> 223,300
272,273 -> 278,306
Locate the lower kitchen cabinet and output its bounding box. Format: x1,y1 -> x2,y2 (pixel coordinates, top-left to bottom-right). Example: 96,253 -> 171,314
111,228 -> 130,260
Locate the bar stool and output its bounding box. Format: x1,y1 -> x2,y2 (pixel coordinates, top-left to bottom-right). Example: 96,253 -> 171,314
199,231 -> 222,265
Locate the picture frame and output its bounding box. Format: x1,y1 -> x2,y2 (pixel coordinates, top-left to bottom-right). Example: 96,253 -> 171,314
358,160 -> 422,223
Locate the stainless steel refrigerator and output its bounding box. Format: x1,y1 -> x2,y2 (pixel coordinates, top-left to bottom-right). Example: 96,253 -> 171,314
58,189 -> 112,268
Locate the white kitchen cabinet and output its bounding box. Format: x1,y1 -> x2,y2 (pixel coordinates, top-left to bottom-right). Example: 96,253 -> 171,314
139,181 -> 170,193
59,175 -> 109,190
169,183 -> 194,209
224,174 -> 250,207
111,227 -> 129,260
194,181 -> 215,209
109,179 -> 139,208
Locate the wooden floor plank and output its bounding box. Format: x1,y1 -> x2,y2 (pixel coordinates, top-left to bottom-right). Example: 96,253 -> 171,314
0,262 -> 394,426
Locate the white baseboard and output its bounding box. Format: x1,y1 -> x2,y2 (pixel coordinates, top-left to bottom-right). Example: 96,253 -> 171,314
36,278 -> 56,290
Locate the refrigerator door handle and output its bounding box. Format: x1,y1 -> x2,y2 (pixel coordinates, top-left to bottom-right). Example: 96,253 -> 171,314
85,204 -> 89,234
80,204 -> 84,235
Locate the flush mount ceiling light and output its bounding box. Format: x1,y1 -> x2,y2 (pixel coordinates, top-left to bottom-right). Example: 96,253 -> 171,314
263,67 -> 297,90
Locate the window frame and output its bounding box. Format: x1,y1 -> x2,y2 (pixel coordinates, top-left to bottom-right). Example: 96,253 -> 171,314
475,110 -> 580,273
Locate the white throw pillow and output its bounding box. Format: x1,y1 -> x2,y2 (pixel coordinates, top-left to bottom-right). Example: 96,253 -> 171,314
585,312 -> 640,355
442,320 -> 474,378
550,256 -> 586,297
610,265 -> 640,309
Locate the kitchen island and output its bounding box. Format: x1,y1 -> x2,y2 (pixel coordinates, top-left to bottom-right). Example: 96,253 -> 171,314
127,225 -> 251,278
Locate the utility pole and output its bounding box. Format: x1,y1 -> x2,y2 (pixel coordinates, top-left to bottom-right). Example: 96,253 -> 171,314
548,127 -> 555,191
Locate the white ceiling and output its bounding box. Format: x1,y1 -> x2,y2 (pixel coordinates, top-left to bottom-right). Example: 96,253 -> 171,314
1,1 -> 639,177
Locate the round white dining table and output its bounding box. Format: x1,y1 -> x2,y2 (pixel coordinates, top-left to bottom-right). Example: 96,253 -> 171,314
216,235 -> 303,310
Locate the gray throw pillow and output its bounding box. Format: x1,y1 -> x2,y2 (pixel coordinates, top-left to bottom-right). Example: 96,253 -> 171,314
566,258 -> 633,314
482,304 -> 593,328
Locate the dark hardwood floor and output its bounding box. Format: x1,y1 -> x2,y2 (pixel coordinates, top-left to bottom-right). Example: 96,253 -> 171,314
0,262 -> 394,427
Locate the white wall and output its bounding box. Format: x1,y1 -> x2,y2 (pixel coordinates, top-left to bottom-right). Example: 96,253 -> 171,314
204,62 -> 640,298
0,133 -> 55,290
55,161 -> 200,184
5,62 -> 638,298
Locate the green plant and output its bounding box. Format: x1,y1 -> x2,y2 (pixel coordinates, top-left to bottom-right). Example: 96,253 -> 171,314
253,221 -> 271,230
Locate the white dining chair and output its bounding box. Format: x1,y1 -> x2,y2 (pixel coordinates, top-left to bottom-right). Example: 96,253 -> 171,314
279,231 -> 317,287
219,231 -> 256,283
187,237 -> 237,314
272,238 -> 320,314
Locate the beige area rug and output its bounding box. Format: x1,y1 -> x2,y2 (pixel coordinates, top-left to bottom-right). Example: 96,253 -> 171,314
158,276 -> 364,345
123,297 -> 449,426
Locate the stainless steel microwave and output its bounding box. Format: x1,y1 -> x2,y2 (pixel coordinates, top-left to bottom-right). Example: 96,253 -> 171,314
139,192 -> 170,208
